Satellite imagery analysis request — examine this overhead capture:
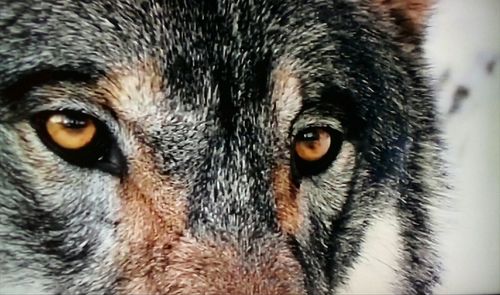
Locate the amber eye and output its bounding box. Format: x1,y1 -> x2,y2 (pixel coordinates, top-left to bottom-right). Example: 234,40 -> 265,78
45,113 -> 97,150
293,127 -> 343,177
294,129 -> 331,162
30,110 -> 126,176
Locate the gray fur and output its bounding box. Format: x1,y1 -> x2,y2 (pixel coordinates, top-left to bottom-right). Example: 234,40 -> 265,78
0,0 -> 444,294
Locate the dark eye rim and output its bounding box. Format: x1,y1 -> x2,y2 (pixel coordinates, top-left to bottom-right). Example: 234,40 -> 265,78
30,110 -> 126,177
291,126 -> 344,178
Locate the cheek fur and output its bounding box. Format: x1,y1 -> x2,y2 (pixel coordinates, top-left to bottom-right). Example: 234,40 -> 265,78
115,150 -> 187,294
273,164 -> 303,235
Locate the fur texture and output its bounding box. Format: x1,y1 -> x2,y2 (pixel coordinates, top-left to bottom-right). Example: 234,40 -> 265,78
0,0 -> 443,294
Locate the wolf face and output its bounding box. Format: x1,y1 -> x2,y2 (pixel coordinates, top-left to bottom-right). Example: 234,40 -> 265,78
0,0 -> 442,294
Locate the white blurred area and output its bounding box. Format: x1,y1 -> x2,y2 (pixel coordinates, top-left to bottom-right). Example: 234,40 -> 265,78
426,0 -> 500,294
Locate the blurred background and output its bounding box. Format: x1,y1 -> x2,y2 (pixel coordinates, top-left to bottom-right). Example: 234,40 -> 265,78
426,0 -> 499,294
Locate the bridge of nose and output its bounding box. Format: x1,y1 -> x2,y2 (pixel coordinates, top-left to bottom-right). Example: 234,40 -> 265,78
187,140 -> 279,236
154,137 -> 307,294
165,110 -> 303,278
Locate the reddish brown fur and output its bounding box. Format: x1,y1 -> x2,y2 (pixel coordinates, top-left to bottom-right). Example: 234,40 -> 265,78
162,235 -> 306,295
372,0 -> 433,34
116,157 -> 306,294
273,164 -> 302,235
95,64 -> 188,293
96,61 -> 165,119
116,149 -> 187,294
270,65 -> 304,236
115,153 -> 306,294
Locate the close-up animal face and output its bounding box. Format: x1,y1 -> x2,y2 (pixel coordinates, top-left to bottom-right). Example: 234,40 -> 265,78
0,0 -> 443,294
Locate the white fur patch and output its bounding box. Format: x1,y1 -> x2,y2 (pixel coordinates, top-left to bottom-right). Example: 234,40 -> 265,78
272,63 -> 303,136
0,269 -> 52,295
336,209 -> 400,294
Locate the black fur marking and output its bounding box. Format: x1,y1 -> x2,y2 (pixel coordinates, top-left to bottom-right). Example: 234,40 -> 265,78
288,237 -> 316,294
0,65 -> 101,106
324,167 -> 368,290
214,61 -> 238,137
0,161 -> 94,276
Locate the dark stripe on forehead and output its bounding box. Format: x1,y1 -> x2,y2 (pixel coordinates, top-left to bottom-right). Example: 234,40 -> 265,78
188,107 -> 277,235
189,74 -> 276,236
158,3 -> 278,237
186,59 -> 277,235
159,0 -> 272,105
215,54 -> 272,135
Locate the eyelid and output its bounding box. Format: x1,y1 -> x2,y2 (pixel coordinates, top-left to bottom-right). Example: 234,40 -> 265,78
1,66 -> 100,102
291,117 -> 344,139
13,94 -> 119,133
0,67 -> 115,124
